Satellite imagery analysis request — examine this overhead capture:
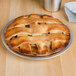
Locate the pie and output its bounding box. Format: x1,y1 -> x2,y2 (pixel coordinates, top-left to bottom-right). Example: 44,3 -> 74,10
4,14 -> 70,56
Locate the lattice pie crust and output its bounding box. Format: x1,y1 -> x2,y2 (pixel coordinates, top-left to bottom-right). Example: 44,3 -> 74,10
4,14 -> 70,56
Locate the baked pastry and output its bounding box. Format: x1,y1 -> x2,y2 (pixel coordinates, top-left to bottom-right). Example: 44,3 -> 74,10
4,14 -> 70,56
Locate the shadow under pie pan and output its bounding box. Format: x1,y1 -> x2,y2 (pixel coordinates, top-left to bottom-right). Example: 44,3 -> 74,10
1,14 -> 73,60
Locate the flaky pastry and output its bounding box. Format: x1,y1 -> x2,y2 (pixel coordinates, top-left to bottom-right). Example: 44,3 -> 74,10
4,14 -> 70,56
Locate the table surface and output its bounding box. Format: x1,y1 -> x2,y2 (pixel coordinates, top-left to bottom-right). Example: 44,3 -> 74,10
0,0 -> 76,76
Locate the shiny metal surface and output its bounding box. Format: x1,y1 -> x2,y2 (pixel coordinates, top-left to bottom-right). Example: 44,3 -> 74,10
44,0 -> 62,11
1,15 -> 73,60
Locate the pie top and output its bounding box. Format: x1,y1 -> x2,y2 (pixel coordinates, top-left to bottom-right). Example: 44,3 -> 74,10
4,14 -> 70,56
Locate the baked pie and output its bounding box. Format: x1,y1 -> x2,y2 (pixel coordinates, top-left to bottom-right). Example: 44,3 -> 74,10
4,14 -> 70,56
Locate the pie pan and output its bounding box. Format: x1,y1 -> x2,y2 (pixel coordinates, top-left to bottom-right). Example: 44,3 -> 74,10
1,15 -> 73,60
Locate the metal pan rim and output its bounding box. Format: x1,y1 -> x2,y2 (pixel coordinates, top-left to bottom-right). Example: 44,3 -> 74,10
1,14 -> 73,60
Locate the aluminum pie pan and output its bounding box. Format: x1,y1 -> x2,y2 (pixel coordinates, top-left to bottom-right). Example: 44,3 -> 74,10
1,15 -> 73,60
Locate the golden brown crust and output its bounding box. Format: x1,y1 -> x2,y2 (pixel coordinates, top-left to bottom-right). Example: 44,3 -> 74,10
4,14 -> 70,56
